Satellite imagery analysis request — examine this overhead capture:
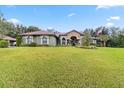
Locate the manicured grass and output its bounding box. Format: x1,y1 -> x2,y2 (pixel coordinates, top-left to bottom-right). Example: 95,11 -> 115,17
0,47 -> 124,87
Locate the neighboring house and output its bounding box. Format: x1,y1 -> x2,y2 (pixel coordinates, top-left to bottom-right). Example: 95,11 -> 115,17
20,30 -> 97,46
0,34 -> 16,46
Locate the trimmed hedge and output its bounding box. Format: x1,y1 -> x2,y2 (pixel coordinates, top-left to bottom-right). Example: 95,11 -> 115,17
0,40 -> 9,48
22,43 -> 50,47
28,42 -> 37,47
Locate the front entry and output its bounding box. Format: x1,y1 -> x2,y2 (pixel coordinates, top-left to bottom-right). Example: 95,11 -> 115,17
70,36 -> 78,46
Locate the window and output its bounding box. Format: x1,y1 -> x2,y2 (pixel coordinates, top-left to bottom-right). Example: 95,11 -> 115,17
42,36 -> 47,44
62,38 -> 66,45
27,36 -> 33,44
93,40 -> 96,44
67,39 -> 70,45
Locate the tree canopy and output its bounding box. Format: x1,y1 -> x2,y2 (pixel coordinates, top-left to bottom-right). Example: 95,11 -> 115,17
0,13 -> 41,38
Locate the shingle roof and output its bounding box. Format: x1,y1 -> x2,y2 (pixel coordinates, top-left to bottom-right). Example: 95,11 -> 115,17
0,34 -> 16,41
20,30 -> 83,36
20,30 -> 56,36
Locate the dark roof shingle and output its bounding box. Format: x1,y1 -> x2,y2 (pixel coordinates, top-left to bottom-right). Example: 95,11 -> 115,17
0,34 -> 16,41
20,30 -> 56,36
20,30 -> 83,36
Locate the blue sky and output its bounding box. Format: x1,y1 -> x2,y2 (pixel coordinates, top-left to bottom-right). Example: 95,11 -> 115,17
0,5 -> 124,32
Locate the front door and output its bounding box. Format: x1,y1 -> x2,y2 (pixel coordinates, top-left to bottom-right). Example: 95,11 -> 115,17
70,36 -> 78,46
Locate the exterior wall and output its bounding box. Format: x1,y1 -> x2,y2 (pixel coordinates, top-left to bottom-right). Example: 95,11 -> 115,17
22,36 -> 28,44
22,35 -> 57,46
36,36 -> 41,45
90,37 -> 97,44
33,36 -> 37,43
49,36 -> 56,46
67,31 -> 81,39
60,31 -> 82,45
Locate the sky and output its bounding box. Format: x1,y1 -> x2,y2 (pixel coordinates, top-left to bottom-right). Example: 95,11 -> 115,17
0,5 -> 124,32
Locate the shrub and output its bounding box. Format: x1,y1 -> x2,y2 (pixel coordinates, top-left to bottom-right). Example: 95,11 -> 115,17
77,45 -> 97,49
22,43 -> 52,47
29,42 -> 37,47
0,40 -> 9,48
37,44 -> 49,47
22,42 -> 37,47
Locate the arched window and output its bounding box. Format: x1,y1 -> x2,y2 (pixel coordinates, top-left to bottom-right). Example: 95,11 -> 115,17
42,36 -> 47,44
62,38 -> 66,45
67,39 -> 70,45
27,36 -> 33,44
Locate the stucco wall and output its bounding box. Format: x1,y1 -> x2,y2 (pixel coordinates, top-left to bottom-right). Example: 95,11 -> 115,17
22,35 -> 57,46
49,36 -> 56,46
67,31 -> 81,39
22,36 -> 27,44
36,36 -> 41,44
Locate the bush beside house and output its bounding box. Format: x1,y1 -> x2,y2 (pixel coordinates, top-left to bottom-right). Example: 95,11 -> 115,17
22,43 -> 50,47
0,40 -> 9,48
16,36 -> 22,47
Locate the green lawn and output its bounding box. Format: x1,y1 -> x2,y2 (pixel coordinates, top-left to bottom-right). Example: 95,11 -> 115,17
0,47 -> 124,88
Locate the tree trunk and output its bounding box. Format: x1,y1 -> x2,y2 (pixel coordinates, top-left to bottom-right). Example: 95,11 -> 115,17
103,41 -> 106,47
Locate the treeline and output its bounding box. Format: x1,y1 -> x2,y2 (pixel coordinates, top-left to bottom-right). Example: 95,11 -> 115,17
83,27 -> 124,47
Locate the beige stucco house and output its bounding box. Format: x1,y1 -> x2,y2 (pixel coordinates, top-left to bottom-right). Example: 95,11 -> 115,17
20,30 -> 96,46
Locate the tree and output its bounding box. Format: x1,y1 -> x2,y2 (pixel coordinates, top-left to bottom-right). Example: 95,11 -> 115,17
118,34 -> 124,47
89,28 -> 95,37
99,35 -> 109,47
0,12 -> 16,37
16,35 -> 22,47
82,29 -> 91,46
27,26 -> 41,32
0,13 -> 5,36
108,27 -> 120,47
0,12 -> 42,40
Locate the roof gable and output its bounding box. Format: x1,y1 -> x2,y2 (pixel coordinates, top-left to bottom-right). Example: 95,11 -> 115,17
66,30 -> 83,35
59,30 -> 83,36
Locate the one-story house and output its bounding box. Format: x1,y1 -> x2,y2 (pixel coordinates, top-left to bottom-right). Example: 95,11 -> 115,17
20,30 -> 97,46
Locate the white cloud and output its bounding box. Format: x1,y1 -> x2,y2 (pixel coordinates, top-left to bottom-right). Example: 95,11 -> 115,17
110,16 -> 120,20
7,18 -> 21,25
105,22 -> 114,27
47,27 -> 54,30
67,13 -> 76,17
96,5 -> 119,9
107,16 -> 120,21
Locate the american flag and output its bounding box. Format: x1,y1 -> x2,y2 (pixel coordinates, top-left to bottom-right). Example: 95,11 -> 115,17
96,27 -> 103,36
